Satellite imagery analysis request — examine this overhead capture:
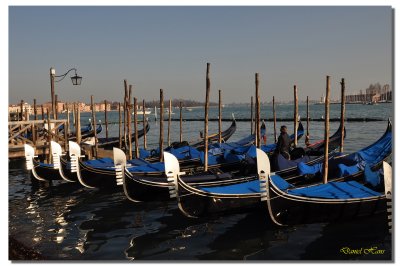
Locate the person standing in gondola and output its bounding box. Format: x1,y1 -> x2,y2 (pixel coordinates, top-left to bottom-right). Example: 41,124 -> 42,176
275,125 -> 291,160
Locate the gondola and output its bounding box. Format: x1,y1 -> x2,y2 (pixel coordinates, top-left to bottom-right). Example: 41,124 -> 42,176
139,119 -> 239,162
73,120 -> 294,191
260,121 -> 305,156
67,123 -> 103,141
126,120 -> 300,178
139,118 -> 239,160
121,151 -> 250,202
272,123 -> 346,173
289,119 -> 391,186
190,117 -> 237,148
260,151 -> 392,226
166,120 -> 391,218
120,121 -> 329,203
21,122 -> 99,143
96,123 -> 150,149
59,122 -> 91,136
303,124 -> 345,156
71,119 -> 264,189
59,141 -> 86,183
74,131 -> 261,190
24,141 -> 75,183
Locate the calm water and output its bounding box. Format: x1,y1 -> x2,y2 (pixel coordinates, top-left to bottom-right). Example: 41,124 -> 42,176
10,103 -> 393,260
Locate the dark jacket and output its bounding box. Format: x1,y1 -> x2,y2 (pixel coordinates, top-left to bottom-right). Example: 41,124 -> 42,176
276,132 -> 291,159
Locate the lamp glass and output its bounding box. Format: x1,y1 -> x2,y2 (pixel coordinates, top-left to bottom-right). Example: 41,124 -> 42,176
71,74 -> 82,85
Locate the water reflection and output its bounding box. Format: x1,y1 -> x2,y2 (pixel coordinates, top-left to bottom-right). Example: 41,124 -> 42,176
25,184 -> 49,246
26,181 -> 81,248
300,213 -> 391,260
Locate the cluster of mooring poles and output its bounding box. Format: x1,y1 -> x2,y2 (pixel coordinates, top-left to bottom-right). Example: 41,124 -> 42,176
9,64 -> 348,168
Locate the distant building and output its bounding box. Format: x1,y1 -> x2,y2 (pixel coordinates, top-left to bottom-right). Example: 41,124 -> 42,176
8,104 -> 20,113
366,87 -> 381,96
345,84 -> 391,103
94,102 -> 111,112
110,102 -> 120,110
41,102 -> 52,112
8,102 -> 33,115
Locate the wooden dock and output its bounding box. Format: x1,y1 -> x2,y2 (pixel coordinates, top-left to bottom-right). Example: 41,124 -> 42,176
9,119 -> 68,159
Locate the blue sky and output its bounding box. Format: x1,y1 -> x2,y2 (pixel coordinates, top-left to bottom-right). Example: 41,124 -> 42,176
9,6 -> 392,104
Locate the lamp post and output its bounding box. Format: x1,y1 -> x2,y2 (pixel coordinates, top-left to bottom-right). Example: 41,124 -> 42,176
50,67 -> 82,119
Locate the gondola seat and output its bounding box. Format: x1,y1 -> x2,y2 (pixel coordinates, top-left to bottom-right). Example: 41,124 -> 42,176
287,181 -> 381,199
200,180 -> 261,194
84,158 -> 115,168
127,162 -> 165,172
298,161 -> 322,176
337,163 -> 360,177
198,175 -> 294,194
363,164 -> 382,188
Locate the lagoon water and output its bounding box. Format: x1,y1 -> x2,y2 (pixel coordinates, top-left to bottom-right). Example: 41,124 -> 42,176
9,103 -> 393,260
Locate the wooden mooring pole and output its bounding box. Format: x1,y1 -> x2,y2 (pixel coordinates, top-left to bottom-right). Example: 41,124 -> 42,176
66,103 -> 70,137
204,63 -> 211,171
159,89 -> 164,162
143,100 -> 147,150
76,106 -> 81,145
119,102 -> 122,149
218,90 -> 222,143
254,79 -> 258,147
134,97 -> 139,158
323,76 -> 331,184
33,99 -> 37,144
255,73 -> 260,148
250,96 -> 254,135
104,100 -> 109,139
72,103 -> 76,128
306,96 -> 310,146
257,95 -> 261,147
33,99 -> 37,120
179,101 -> 183,143
55,94 -> 58,120
46,108 -> 52,163
273,96 -> 277,143
50,67 -> 56,119
63,115 -> 68,152
293,85 -> 298,147
20,100 -> 23,121
168,99 -> 172,146
340,78 -> 346,153
91,95 -> 98,158
124,80 -> 128,150
128,85 -> 133,160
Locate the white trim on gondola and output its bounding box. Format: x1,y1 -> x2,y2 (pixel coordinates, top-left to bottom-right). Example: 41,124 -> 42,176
383,161 -> 392,233
24,144 -> 46,181
113,147 -> 126,186
51,141 -> 75,182
69,141 -> 94,188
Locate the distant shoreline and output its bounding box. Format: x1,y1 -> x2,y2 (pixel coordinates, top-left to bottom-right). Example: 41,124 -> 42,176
81,117 -> 386,123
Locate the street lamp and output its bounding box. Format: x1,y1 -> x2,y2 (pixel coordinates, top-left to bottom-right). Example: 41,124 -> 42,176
50,67 -> 82,119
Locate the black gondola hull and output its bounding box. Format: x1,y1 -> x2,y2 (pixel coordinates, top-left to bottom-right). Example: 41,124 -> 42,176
123,166 -> 254,202
191,119 -> 237,148
123,172 -> 170,202
176,186 -> 262,218
60,157 -> 78,182
31,160 -> 63,182
68,124 -> 103,141
265,182 -> 387,226
78,160 -> 120,188
97,123 -> 150,149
